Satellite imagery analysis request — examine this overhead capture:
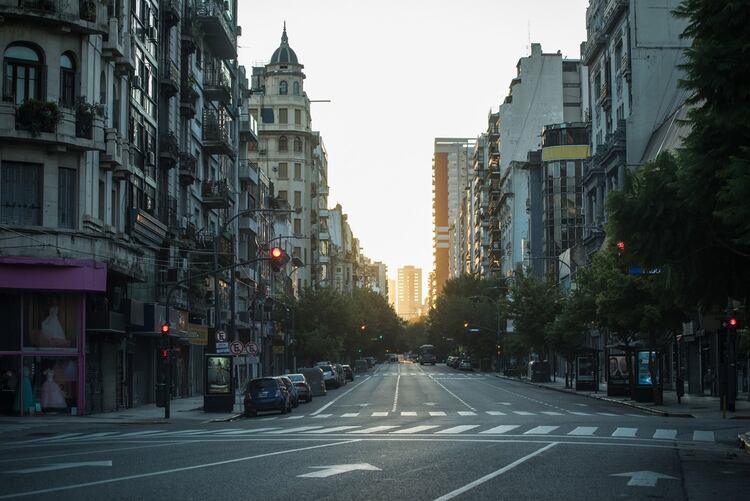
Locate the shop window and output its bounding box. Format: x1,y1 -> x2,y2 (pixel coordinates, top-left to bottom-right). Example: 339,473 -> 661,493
1,161 -> 42,226
23,356 -> 78,413
24,294 -> 80,350
0,294 -> 22,351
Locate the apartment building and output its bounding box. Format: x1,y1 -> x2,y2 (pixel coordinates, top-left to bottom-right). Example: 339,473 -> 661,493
397,266 -> 423,322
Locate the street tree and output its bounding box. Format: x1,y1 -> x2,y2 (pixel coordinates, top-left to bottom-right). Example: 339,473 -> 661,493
506,272 -> 561,361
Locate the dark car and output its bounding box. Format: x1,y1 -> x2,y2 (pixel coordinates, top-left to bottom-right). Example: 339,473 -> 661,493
341,364 -> 354,381
287,373 -> 312,403
277,376 -> 300,407
243,377 -> 291,416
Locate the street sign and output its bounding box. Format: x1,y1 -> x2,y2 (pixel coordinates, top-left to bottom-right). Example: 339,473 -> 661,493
245,341 -> 258,356
216,342 -> 229,354
297,463 -> 381,478
229,341 -> 244,355
610,471 -> 676,487
216,330 -> 227,342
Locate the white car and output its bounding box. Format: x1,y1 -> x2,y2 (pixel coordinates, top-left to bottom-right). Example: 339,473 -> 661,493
459,360 -> 474,371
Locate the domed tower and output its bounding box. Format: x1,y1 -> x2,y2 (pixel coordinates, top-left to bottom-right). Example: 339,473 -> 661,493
248,23 -> 316,294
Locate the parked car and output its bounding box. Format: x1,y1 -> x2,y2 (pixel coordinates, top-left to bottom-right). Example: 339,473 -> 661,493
277,376 -> 299,408
318,364 -> 340,388
333,363 -> 347,386
365,356 -> 376,368
341,364 -> 354,381
354,359 -> 369,373
287,373 -> 312,403
299,367 -> 327,396
243,377 -> 291,416
458,359 -> 474,371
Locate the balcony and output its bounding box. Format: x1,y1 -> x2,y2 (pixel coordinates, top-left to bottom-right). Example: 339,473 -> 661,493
160,59 -> 180,99
157,194 -> 178,231
178,152 -> 197,186
100,128 -> 124,169
1,100 -> 104,152
103,18 -> 125,60
201,180 -> 232,209
601,0 -> 628,34
161,0 -> 180,28
619,53 -> 631,80
195,0 -> 237,59
0,0 -> 107,35
239,113 -> 258,143
113,34 -> 135,75
203,64 -> 232,104
202,108 -> 236,158
159,132 -> 179,169
597,84 -> 611,110
181,12 -> 198,54
180,79 -> 199,118
238,159 -> 259,183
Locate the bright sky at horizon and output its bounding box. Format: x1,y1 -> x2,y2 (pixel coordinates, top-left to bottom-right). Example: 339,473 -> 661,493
238,1 -> 589,293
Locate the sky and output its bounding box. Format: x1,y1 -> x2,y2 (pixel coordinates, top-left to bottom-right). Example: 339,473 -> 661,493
237,0 -> 590,295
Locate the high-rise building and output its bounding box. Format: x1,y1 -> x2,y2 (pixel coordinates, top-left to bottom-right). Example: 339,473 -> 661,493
388,279 -> 397,309
397,266 -> 423,321
432,138 -> 474,302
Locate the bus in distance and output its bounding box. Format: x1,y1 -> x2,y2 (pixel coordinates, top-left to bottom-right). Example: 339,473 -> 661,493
419,344 -> 436,365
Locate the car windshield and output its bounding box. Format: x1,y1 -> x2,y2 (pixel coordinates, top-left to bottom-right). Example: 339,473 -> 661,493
287,374 -> 304,382
248,379 -> 276,392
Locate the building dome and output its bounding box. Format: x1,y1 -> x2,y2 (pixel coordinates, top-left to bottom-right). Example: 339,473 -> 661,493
270,23 -> 299,65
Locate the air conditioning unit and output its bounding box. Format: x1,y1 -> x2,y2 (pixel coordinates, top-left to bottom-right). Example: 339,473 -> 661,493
147,152 -> 155,165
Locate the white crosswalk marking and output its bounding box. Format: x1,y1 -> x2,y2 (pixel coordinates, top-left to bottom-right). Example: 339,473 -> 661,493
597,412 -> 618,417
568,427 -> 597,436
457,411 -> 476,416
372,412 -> 389,417
524,426 -> 559,435
391,425 -> 440,434
436,425 -> 480,434
480,425 -> 520,435
400,411 -> 417,417
312,414 -> 332,419
304,426 -> 361,434
340,413 -> 360,418
568,411 -> 591,416
653,429 -> 677,440
692,430 -> 714,442
348,425 -> 399,434
485,411 -> 506,416
612,427 -> 637,438
267,426 -> 323,434
429,411 -> 447,417
23,433 -> 83,443
512,411 -> 535,416
541,411 -> 564,416
57,432 -> 120,441
215,428 -> 279,435
283,416 -> 305,420
117,430 -> 166,438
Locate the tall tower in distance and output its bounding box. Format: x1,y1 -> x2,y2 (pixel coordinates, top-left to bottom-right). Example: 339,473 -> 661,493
397,266 -> 423,321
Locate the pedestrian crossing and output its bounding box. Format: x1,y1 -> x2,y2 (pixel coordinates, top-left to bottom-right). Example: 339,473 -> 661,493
371,373 -> 488,377
246,409 -> 645,419
17,425 -> 719,444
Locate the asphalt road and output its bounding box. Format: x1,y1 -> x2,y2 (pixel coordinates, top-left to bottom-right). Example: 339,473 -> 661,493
1,363 -> 749,500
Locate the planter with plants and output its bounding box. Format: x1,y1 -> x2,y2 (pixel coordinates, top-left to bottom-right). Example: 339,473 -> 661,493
15,99 -> 62,137
75,98 -> 98,139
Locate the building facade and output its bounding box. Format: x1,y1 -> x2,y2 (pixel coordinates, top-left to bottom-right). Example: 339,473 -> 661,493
397,266 -> 423,322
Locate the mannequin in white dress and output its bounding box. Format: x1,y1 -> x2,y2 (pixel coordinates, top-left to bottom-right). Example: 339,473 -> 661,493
41,369 -> 67,409
41,305 -> 69,347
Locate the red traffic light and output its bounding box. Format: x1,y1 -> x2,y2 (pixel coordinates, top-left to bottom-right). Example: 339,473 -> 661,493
616,241 -> 625,252
269,246 -> 290,272
728,317 -> 738,327
159,348 -> 169,359
270,247 -> 283,259
161,322 -> 170,335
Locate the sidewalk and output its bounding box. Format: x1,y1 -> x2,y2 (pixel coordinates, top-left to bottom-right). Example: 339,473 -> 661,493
494,373 -> 750,420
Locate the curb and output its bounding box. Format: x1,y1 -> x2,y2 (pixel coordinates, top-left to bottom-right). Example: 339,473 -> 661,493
739,433 -> 750,454
494,374 -> 694,418
209,412 -> 244,423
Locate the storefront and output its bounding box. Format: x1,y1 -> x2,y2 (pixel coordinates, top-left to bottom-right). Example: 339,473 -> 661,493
0,257 -> 106,416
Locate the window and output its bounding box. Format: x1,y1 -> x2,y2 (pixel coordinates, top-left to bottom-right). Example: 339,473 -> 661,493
294,109 -> 301,125
58,168 -> 77,229
293,81 -> 300,95
1,161 -> 42,226
278,136 -> 288,151
294,163 -> 301,180
277,163 -> 288,178
293,218 -> 301,236
294,137 -> 302,153
293,246 -> 301,258
294,190 -> 301,208
277,190 -> 287,201
279,108 -> 288,124
3,43 -> 44,105
260,108 -> 274,123
279,80 -> 287,95
60,53 -> 76,108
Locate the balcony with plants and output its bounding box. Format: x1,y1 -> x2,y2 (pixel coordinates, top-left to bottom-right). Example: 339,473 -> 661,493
201,179 -> 232,209
202,107 -> 236,158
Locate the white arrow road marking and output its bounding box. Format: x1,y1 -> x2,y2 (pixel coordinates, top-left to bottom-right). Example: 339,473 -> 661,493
610,471 -> 677,487
298,463 -> 381,478
5,461 -> 113,474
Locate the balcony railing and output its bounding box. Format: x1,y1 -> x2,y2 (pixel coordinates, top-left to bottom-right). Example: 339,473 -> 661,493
159,132 -> 179,169
202,107 -> 235,158
238,159 -> 259,182
180,78 -> 198,118
160,58 -> 180,98
195,0 -> 237,59
239,112 -> 258,142
201,179 -> 232,209
179,152 -> 197,186
203,64 -> 231,103
2,0 -> 107,34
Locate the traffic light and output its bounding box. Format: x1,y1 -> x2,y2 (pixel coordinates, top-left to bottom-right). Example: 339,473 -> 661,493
723,310 -> 739,329
161,322 -> 170,335
159,348 -> 170,360
360,324 -> 367,332
269,246 -> 290,272
463,321 -> 469,329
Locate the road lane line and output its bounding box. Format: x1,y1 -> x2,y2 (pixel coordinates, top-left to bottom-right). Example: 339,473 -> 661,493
485,411 -> 506,416
400,411 -> 417,417
692,430 -> 714,442
303,426 -> 361,434
512,411 -> 534,416
429,411 -> 447,417
541,411 -> 564,416
427,375 -> 477,412
524,426 -> 558,435
18,433 -> 83,444
436,425 -> 480,434
309,375 -> 372,416
214,428 -> 280,435
312,414 -> 332,418
348,425 -> 399,434
597,413 -> 618,417
54,432 -> 120,441
653,429 -> 677,440
0,440 -> 362,500
568,412 -> 591,416
568,427 -> 597,436
391,374 -> 401,413
371,412 -> 389,417
432,442 -> 558,501
457,411 -> 476,416
480,425 -> 520,435
340,413 -> 360,418
267,426 -> 324,434
391,425 -> 440,434
612,427 -> 637,438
